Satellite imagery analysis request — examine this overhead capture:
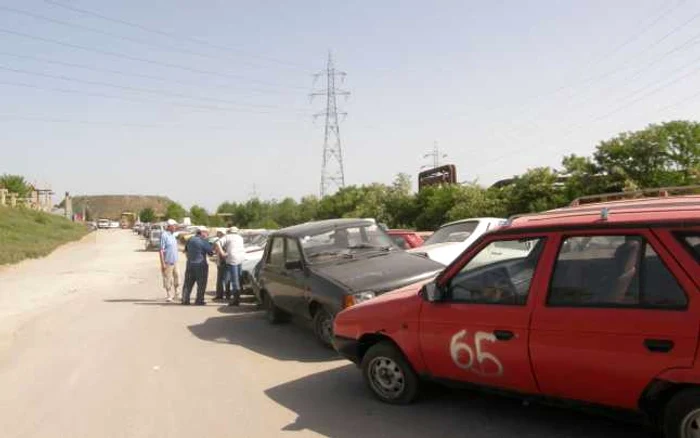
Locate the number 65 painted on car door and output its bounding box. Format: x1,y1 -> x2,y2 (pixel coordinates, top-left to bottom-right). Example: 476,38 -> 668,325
450,330 -> 504,376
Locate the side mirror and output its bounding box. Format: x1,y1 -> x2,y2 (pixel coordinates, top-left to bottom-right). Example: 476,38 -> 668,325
423,281 -> 443,303
285,260 -> 303,271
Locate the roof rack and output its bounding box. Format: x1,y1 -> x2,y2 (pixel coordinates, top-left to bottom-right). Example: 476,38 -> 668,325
569,185 -> 700,207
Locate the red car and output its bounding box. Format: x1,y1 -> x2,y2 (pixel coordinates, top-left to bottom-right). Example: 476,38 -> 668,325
333,191 -> 700,438
387,229 -> 424,249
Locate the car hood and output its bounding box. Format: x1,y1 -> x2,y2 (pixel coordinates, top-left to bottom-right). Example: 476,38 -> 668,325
311,251 -> 444,293
408,241 -> 465,265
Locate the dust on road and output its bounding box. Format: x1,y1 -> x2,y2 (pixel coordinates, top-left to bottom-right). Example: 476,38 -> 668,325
0,230 -> 648,437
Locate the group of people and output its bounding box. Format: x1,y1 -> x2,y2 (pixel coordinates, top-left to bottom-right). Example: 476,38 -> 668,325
158,219 -> 246,306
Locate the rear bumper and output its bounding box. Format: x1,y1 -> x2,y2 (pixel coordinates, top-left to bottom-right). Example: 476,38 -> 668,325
333,335 -> 361,364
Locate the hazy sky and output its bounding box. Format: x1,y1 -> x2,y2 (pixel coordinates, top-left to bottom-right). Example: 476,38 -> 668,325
2,0 -> 699,210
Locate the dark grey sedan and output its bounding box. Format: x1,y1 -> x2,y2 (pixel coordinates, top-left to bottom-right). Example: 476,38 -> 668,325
254,218 -> 445,346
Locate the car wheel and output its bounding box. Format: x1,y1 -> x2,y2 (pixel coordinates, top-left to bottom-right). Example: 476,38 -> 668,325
262,291 -> 286,324
664,388 -> 700,438
361,341 -> 419,405
312,306 -> 334,348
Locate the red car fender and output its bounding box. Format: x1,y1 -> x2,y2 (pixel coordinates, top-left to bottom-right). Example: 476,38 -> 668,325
653,367 -> 700,385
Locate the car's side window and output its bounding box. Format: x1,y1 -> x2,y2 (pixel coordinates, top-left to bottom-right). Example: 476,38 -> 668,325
447,237 -> 545,305
675,233 -> 700,262
267,237 -> 284,266
391,236 -> 408,249
548,235 -> 687,309
285,238 -> 301,263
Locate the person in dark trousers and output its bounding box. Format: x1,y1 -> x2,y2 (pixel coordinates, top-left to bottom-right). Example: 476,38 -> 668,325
182,227 -> 213,305
213,229 -> 231,301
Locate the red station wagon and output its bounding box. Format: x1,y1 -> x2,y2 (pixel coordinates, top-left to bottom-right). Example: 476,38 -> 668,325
333,191 -> 700,438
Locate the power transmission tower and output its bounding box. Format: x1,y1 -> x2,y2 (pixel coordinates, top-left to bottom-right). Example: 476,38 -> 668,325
422,141 -> 448,169
311,52 -> 349,197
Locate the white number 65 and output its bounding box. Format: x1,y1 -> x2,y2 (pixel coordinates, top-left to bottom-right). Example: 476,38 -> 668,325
450,330 -> 504,376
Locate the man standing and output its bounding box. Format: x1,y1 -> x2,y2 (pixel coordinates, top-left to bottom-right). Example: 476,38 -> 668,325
215,227 -> 246,306
213,229 -> 231,301
182,227 -> 213,305
159,219 -> 180,302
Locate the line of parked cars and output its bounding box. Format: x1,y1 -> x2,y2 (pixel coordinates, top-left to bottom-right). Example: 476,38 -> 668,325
251,187 -> 700,438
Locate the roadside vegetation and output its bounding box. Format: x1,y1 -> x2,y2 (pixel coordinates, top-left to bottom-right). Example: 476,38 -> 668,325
160,120 -> 699,230
0,207 -> 89,265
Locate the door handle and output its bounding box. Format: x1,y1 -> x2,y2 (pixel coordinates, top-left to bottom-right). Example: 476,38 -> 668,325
493,330 -> 514,341
644,339 -> 674,353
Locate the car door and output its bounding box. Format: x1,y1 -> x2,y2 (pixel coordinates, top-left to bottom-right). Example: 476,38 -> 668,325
419,234 -> 550,394
529,230 -> 700,409
283,237 -> 311,316
261,237 -> 293,311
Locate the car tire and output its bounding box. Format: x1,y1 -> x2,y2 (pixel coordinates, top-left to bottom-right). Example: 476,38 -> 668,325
361,341 -> 419,405
312,306 -> 334,348
262,291 -> 287,324
663,388 -> 700,438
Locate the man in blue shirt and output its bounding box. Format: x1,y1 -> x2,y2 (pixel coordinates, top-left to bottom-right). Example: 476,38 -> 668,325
159,219 -> 180,302
182,227 -> 214,305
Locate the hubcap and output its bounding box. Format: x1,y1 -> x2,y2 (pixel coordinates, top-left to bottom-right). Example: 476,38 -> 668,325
317,312 -> 333,344
681,408 -> 700,438
367,356 -> 405,400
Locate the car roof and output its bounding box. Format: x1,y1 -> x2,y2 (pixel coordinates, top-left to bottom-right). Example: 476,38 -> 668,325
439,217 -> 505,228
503,195 -> 700,233
273,218 -> 375,238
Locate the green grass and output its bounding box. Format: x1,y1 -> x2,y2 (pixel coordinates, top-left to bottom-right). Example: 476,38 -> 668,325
0,206 -> 89,265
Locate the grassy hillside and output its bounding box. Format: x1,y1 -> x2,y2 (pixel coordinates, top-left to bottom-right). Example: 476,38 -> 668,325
0,207 -> 89,265
72,195 -> 173,220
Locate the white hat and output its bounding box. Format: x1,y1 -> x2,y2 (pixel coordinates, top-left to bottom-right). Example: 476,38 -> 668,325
166,219 -> 177,226
228,226 -> 240,234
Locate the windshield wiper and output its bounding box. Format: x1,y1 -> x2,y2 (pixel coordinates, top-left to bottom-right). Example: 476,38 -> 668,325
308,251 -> 353,259
348,244 -> 389,250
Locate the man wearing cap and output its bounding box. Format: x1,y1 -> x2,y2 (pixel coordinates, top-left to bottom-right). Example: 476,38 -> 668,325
182,227 -> 214,305
213,229 -> 231,301
159,219 -> 180,302
214,227 -> 246,306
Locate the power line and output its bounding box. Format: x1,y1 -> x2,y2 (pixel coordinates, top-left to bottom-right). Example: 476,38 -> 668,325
0,51 -> 296,96
0,64 -> 302,110
43,0 -> 308,70
0,27 -> 308,91
0,5 -> 304,74
0,79 -> 310,115
0,114 -> 240,130
311,52 -> 349,197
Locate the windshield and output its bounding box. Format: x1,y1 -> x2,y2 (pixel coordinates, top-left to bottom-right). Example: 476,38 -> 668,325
243,233 -> 268,247
424,221 -> 479,245
301,224 -> 397,261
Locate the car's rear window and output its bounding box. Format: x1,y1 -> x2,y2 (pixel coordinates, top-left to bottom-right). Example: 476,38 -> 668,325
676,233 -> 700,262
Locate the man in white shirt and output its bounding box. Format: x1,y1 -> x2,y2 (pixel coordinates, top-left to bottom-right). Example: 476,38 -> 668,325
215,227 -> 247,306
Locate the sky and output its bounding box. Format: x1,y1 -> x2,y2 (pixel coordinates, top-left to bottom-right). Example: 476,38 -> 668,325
1,0 -> 700,211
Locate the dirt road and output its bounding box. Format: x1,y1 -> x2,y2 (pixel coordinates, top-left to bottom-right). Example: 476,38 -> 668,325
0,230 -> 647,437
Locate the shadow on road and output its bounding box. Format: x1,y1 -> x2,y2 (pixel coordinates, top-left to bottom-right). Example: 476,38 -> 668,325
187,313 -> 340,363
104,299 -> 160,303
264,365 -> 649,438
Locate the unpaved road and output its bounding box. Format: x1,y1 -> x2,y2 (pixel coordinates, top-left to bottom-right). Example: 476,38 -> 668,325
0,230 -> 648,437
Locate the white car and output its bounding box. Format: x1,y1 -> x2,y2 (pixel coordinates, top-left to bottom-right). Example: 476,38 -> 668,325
408,217 -> 506,265
97,219 -> 110,229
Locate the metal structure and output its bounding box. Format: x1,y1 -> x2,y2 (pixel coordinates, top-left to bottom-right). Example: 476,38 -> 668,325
312,52 -> 349,197
422,141 -> 447,170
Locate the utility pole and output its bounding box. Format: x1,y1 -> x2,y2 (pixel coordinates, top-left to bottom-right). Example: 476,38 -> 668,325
312,51 -> 350,197
422,141 -> 447,169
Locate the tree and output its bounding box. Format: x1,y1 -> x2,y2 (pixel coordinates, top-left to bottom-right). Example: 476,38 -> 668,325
499,167 -> 567,215
0,174 -> 30,197
140,207 -> 156,223
593,121 -> 700,189
189,205 -> 209,226
165,202 -> 186,221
